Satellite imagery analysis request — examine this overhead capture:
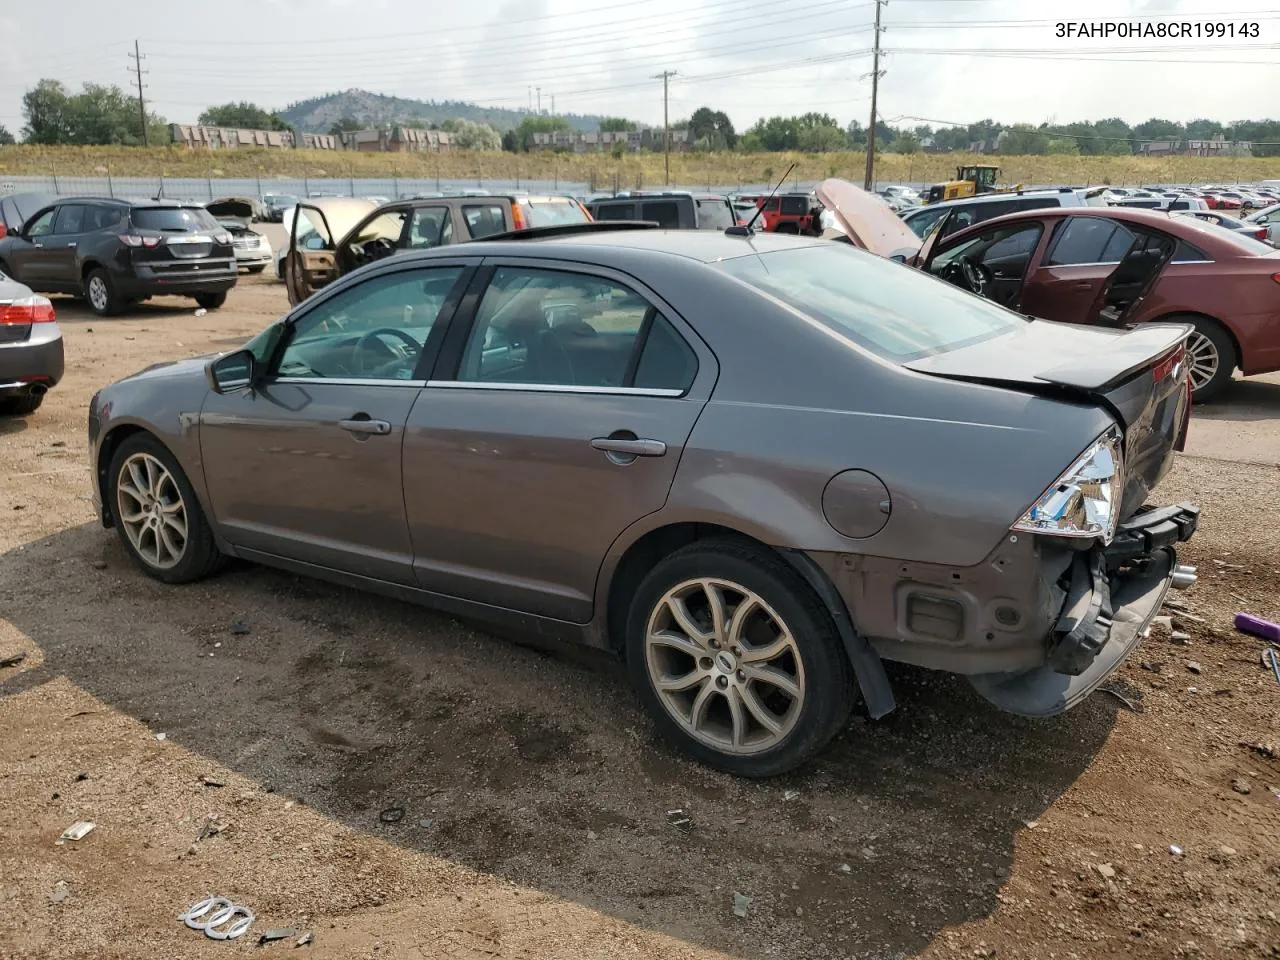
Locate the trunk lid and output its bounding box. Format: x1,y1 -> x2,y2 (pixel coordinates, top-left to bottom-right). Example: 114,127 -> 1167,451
906,320 -> 1192,517
815,178 -> 922,261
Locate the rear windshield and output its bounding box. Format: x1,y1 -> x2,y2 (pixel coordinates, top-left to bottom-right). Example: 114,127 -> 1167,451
520,198 -> 589,227
695,198 -> 735,230
131,207 -> 220,232
719,244 -> 1027,362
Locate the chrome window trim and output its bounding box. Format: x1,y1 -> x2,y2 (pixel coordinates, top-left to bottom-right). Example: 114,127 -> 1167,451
1047,258 -> 1215,267
425,380 -> 684,398
272,377 -> 426,387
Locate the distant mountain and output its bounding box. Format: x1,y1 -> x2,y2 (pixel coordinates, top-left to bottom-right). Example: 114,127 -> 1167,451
277,89 -> 619,134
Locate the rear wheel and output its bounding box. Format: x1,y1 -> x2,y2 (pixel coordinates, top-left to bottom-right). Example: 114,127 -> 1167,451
84,268 -> 120,316
107,433 -> 223,583
194,291 -> 227,310
0,392 -> 43,416
625,539 -> 855,777
1179,316 -> 1235,403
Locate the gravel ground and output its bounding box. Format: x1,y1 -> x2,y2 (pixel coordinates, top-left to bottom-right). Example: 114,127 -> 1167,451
1,274 -> 1279,959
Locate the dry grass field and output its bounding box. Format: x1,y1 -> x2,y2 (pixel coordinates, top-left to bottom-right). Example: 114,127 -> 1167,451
2,144 -> 1277,187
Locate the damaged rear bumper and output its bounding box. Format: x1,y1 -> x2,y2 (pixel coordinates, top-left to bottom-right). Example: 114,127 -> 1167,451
969,503 -> 1198,717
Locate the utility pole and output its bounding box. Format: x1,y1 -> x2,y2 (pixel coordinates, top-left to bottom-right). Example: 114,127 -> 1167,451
551,94 -> 555,116
863,0 -> 886,190
528,86 -> 532,111
536,87 -> 542,114
129,40 -> 149,146
653,70 -> 677,185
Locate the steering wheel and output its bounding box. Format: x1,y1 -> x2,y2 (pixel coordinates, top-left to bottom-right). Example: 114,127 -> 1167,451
960,257 -> 993,296
352,328 -> 422,375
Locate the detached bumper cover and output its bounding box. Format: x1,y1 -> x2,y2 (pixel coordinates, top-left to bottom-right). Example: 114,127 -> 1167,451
970,502 -> 1198,717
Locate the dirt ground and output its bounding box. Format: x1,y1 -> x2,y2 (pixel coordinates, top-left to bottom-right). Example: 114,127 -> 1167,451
1,273 -> 1279,960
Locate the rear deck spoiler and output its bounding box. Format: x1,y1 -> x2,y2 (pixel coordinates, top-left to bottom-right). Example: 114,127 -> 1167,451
1037,323 -> 1191,391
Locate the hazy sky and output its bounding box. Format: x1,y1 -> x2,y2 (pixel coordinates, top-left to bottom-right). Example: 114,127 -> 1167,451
2,0 -> 1277,136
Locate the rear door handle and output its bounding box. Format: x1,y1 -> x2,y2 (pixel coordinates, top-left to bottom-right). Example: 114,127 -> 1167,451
339,417 -> 391,436
590,437 -> 667,457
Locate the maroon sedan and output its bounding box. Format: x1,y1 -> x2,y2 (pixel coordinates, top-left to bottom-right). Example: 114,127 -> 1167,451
818,180 -> 1280,403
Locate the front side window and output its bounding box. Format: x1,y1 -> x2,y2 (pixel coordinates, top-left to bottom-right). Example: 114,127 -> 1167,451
52,205 -> 86,234
720,244 -> 1029,362
457,266 -> 696,390
25,209 -> 55,237
406,206 -> 452,249
275,267 -> 464,381
462,204 -> 508,239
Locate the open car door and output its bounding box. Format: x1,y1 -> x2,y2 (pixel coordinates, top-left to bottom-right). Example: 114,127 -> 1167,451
1085,231 -> 1176,328
286,202 -> 337,306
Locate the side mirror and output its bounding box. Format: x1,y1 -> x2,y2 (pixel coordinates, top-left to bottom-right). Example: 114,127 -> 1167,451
205,348 -> 257,394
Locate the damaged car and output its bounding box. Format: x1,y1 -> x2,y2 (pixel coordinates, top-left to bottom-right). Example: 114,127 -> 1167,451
820,178 -> 1280,403
207,198 -> 273,274
89,222 -> 1196,776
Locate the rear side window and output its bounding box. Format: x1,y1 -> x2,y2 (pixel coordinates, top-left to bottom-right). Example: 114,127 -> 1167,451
521,199 -> 589,227
593,202 -> 636,221
780,196 -> 809,215
1008,197 -> 1063,213
462,204 -> 508,239
132,207 -> 220,232
694,199 -> 734,230
640,201 -> 681,228
1171,239 -> 1209,263
407,206 -> 452,249
1046,218 -> 1134,265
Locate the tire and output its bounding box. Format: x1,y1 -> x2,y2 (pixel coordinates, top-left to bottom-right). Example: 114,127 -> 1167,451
0,392 -> 44,416
194,291 -> 227,310
107,433 -> 223,584
247,265 -> 267,274
84,268 -> 121,316
1178,315 -> 1236,403
625,539 -> 855,777
775,223 -> 799,235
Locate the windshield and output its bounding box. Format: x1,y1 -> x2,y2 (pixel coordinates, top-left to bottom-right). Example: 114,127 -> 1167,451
520,198 -> 590,227
718,244 -> 1028,362
695,198 -> 735,230
132,207 -> 221,232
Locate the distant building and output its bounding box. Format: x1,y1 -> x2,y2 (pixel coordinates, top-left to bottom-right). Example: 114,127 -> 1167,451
529,127 -> 688,153
169,124 -> 307,150
1139,135 -> 1252,157
339,126 -> 454,152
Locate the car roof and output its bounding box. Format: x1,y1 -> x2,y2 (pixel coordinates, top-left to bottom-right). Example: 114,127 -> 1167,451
409,228 -> 825,264
44,197 -> 205,208
910,189 -> 1081,213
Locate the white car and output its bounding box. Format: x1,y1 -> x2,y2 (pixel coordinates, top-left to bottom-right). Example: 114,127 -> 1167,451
206,198 -> 273,273
1244,202 -> 1280,244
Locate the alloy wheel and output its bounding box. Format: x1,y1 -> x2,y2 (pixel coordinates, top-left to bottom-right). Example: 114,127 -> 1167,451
1186,331 -> 1219,392
644,578 -> 805,755
116,453 -> 188,570
88,275 -> 109,313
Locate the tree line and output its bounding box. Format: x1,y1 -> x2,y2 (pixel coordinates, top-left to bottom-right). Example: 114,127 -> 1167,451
5,80 -> 1277,159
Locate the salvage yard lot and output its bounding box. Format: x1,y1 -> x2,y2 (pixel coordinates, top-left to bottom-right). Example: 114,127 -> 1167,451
2,276 -> 1279,959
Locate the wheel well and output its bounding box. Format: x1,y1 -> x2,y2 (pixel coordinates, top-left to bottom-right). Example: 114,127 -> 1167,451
774,222 -> 799,234
604,522 -> 776,651
81,260 -> 101,280
95,424 -> 150,526
1157,312 -> 1241,369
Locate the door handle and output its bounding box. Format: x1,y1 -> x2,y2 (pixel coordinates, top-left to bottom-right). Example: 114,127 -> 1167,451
590,437 -> 666,457
1069,281 -> 1095,290
64,242 -> 77,248
339,417 -> 391,436
32,242 -> 44,249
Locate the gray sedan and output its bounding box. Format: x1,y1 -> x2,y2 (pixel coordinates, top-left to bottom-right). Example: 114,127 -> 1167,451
88,226 -> 1198,776
1,271 -> 64,415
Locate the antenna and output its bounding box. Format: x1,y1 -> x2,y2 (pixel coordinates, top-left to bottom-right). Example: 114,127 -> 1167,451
726,161 -> 797,237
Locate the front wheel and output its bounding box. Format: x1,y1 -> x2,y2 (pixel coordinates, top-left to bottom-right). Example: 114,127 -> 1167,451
625,540 -> 855,777
194,291 -> 227,310
107,433 -> 223,583
1180,316 -> 1236,403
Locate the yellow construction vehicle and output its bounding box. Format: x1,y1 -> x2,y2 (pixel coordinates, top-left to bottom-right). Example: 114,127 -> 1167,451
925,164 -> 1003,203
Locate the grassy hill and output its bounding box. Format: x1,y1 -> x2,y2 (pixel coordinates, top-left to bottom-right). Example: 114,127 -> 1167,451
277,89 -> 613,134
1,144 -> 1276,189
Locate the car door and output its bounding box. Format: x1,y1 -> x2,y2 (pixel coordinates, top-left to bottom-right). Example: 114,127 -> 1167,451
1019,217 -> 1137,324
925,220 -> 1046,311
403,260 -> 714,623
403,204 -> 455,250
47,203 -> 88,288
334,205 -> 411,277
4,207 -> 58,285
200,262 -> 473,583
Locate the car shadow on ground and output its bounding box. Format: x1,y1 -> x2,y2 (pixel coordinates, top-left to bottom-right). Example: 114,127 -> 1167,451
0,522 -> 1119,958
47,295 -> 214,325
1193,376 -> 1280,423
0,415 -> 29,437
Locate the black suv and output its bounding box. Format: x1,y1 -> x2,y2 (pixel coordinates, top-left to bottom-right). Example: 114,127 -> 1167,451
585,191 -> 737,230
0,198 -> 236,316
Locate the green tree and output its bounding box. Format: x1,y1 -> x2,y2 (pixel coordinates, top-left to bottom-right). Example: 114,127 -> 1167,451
889,131 -> 920,154
1132,117 -> 1184,144
1184,118 -> 1225,141
687,106 -> 736,150
997,124 -> 1048,155
327,116 -> 363,136
598,116 -> 636,133
198,101 -> 290,131
0,124 -> 15,145
509,115 -> 572,151
1046,138 -> 1080,155
449,119 -> 501,150
22,79 -> 166,146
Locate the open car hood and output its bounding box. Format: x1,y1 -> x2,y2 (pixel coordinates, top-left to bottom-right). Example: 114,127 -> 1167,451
206,197 -> 256,224
815,178 -> 922,261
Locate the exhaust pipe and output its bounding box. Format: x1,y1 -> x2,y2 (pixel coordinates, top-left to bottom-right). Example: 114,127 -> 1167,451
1170,564 -> 1197,590
28,383 -> 48,398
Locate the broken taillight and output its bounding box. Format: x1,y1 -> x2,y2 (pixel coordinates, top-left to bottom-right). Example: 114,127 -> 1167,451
1150,344 -> 1186,384
0,295 -> 56,324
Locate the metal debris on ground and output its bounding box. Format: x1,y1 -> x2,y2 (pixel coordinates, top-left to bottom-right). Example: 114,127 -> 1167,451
666,808 -> 692,831
56,821 -> 96,844
1140,661 -> 1163,673
1262,648 -> 1280,686
257,928 -> 296,945
155,732 -> 167,741
782,789 -> 800,802
379,806 -> 405,824
230,620 -> 251,636
1151,615 -> 1173,632
1234,613 -> 1280,643
1171,630 -> 1191,644
1185,661 -> 1203,674
179,896 -> 255,940
1169,844 -> 1184,856
196,817 -> 229,842
295,931 -> 314,947
732,891 -> 751,918
73,772 -> 89,782
201,776 -> 226,788
1099,685 -> 1140,712
0,651 -> 27,669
